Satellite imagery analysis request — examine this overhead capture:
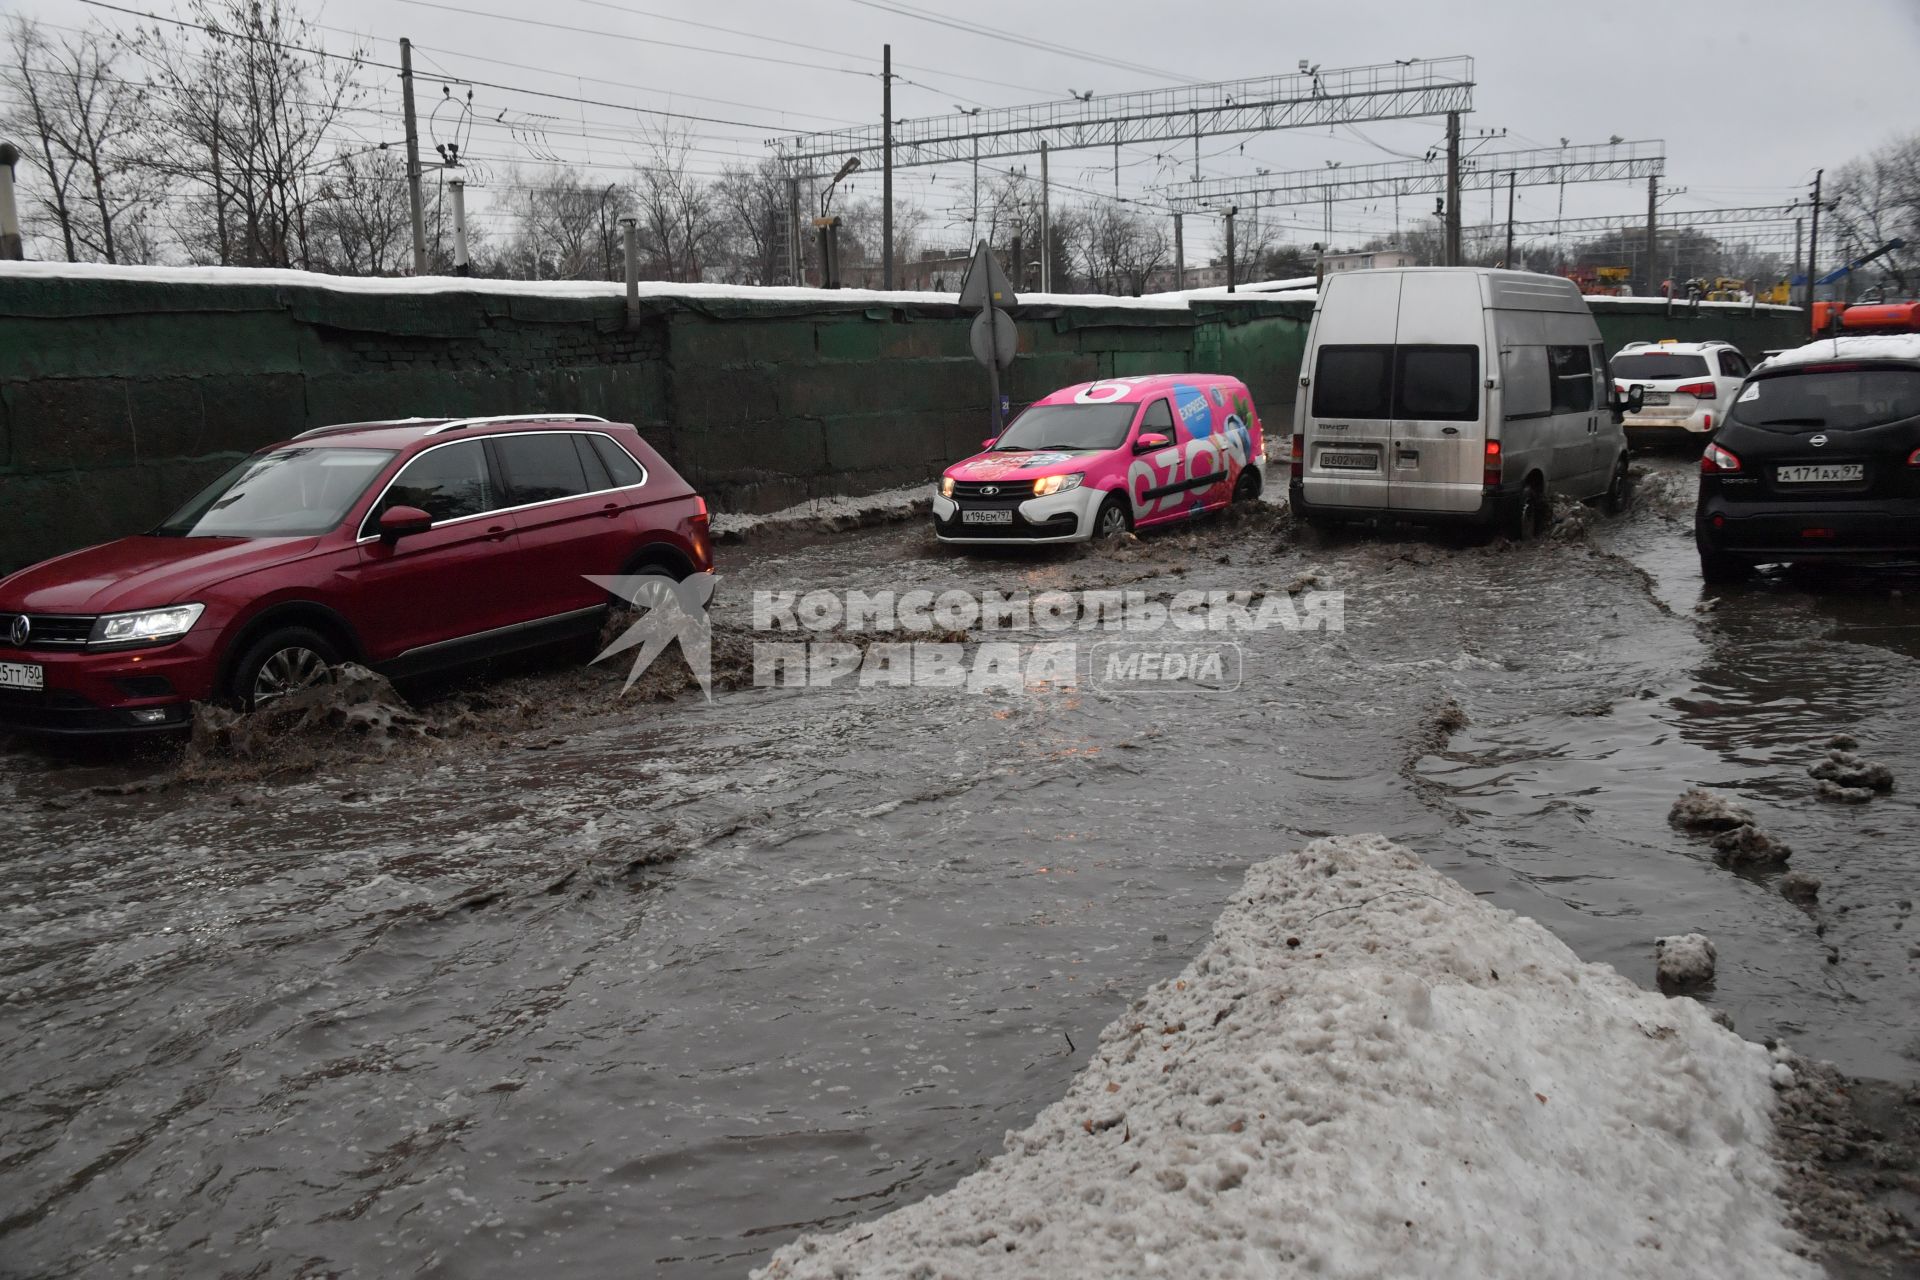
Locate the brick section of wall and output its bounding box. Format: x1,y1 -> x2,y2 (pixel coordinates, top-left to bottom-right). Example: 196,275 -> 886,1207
0,274 -> 1808,572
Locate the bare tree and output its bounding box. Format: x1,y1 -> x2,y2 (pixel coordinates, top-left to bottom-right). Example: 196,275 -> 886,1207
495,167 -> 625,280
1,17 -> 159,262
308,144 -> 408,274
631,127 -> 722,281
1827,133 -> 1919,295
136,0 -> 368,268
714,158 -> 789,285
1075,201 -> 1168,295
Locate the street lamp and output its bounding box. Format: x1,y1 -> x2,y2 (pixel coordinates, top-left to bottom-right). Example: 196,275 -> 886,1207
815,156 -> 861,288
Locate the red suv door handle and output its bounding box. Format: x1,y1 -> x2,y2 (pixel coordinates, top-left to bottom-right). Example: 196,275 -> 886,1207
600,502 -> 620,518
486,524 -> 510,542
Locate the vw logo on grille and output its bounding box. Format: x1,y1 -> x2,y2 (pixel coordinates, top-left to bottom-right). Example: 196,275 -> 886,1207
8,614 -> 27,647
979,485 -> 999,495
1809,433 -> 1829,448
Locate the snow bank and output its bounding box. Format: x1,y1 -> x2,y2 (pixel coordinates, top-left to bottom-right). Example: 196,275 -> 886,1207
0,260 -> 1204,312
758,835 -> 1815,1280
710,482 -> 932,539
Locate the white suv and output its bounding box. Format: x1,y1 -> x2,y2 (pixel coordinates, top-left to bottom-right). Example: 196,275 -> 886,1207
1610,339 -> 1752,436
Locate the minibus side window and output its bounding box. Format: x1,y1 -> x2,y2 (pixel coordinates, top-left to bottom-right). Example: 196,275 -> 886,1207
1548,345 -> 1595,413
1502,347 -> 1552,421
1312,345 -> 1392,420
1394,346 -> 1479,422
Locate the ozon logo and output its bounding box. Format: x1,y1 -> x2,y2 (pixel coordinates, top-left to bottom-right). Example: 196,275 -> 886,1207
1126,422 -> 1252,517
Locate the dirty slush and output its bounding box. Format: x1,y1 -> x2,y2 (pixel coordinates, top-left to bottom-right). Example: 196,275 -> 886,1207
3,459 -> 1918,1277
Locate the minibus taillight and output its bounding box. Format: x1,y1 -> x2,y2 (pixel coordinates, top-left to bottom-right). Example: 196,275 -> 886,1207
1289,434 -> 1304,481
1701,443 -> 1742,474
1482,440 -> 1502,488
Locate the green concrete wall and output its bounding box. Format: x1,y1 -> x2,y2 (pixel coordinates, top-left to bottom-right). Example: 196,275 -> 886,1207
0,272 -> 1805,572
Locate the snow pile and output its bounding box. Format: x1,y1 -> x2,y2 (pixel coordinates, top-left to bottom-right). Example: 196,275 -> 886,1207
1668,786 -> 1755,832
757,835 -> 1814,1280
1808,749 -> 1894,794
1655,933 -> 1718,990
710,483 -> 933,540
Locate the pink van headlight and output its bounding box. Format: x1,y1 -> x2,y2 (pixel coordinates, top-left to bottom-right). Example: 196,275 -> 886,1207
1032,472 -> 1083,497
939,476 -> 955,498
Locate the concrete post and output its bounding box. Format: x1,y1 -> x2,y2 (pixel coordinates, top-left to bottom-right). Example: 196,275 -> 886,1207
0,142 -> 22,261
621,216 -> 639,325
449,177 -> 469,276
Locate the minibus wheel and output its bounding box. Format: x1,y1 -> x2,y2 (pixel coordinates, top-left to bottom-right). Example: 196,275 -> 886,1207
1602,457 -> 1632,514
1508,478 -> 1548,541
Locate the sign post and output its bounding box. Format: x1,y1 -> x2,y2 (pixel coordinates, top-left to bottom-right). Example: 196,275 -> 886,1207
958,240 -> 1018,437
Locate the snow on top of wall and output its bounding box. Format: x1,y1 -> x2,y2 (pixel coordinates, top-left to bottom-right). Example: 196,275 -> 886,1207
1758,333 -> 1920,369
1587,293 -> 1800,313
757,834 -> 1815,1280
0,260 -> 1213,311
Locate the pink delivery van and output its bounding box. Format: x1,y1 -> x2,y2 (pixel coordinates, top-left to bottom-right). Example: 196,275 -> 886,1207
932,374 -> 1266,544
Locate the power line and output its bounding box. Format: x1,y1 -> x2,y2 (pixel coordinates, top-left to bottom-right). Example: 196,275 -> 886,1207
70,0 -> 823,134
388,0 -> 881,80
843,0 -> 1203,87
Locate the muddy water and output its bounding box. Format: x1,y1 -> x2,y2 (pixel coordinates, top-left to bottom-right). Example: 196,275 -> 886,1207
2,465 -> 1917,1278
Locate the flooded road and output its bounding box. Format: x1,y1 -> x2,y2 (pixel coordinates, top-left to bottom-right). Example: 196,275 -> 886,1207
3,459 -> 1917,1278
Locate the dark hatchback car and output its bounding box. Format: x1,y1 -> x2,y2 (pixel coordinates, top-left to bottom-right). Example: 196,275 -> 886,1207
1696,337 -> 1920,583
0,414 -> 712,737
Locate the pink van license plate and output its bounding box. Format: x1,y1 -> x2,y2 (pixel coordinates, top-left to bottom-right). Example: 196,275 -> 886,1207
962,509 -> 1013,524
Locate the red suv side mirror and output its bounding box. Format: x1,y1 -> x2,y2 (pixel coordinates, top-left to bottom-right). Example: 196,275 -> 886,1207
1133,432 -> 1171,454
378,505 -> 434,541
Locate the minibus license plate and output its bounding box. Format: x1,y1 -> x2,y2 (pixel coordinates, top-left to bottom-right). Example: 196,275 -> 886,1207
962,509 -> 1013,524
0,661 -> 44,691
1776,464 -> 1863,484
1320,451 -> 1377,471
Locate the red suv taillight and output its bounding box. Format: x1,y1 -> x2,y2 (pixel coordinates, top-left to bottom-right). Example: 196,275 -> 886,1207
1289,434 -> 1303,481
1676,381 -> 1718,400
1701,442 -> 1741,473
1482,439 -> 1502,488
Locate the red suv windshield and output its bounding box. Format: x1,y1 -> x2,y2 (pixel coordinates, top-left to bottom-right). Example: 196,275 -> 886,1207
155,446 -> 397,538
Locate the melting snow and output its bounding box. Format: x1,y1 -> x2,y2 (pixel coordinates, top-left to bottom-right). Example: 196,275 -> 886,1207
758,835 -> 1815,1280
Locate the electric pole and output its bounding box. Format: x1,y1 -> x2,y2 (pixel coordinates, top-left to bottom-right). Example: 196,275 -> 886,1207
1644,173 -> 1659,295
786,175 -> 801,285
881,43 -> 894,291
1504,171 -> 1515,268
1039,141 -> 1051,292
1224,206 -> 1237,293
1791,215 -> 1803,308
1443,111 -> 1461,267
1806,168 -> 1824,329
400,37 -> 428,276
1173,211 -> 1184,290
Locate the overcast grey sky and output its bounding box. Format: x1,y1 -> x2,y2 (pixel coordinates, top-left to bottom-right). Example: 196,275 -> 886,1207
18,0 -> 1920,260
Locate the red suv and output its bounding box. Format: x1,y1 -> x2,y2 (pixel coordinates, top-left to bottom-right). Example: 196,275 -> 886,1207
0,414 -> 712,736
